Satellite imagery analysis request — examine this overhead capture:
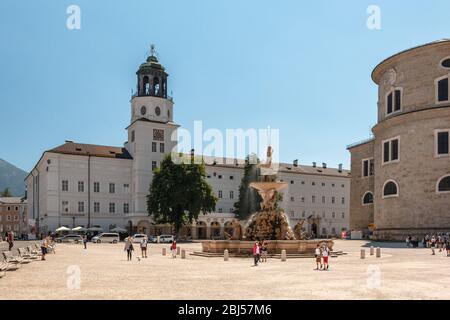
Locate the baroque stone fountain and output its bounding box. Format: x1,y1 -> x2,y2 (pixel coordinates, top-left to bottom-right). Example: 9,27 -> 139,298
198,146 -> 334,256
244,146 -> 296,240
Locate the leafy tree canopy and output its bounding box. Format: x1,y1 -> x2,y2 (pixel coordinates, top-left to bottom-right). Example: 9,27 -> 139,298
147,154 -> 217,235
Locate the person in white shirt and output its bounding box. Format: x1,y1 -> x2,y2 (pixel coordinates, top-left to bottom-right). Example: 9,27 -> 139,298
314,244 -> 322,270
140,236 -> 148,258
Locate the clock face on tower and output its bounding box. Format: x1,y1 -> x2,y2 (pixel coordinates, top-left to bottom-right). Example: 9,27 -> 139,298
155,106 -> 161,116
153,129 -> 164,141
140,106 -> 147,115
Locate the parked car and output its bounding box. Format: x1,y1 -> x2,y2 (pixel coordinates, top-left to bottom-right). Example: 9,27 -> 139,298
159,234 -> 175,243
56,234 -> 83,243
91,233 -> 120,244
132,234 -> 147,243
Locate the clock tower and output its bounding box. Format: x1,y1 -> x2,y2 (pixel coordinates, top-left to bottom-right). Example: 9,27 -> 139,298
125,45 -> 179,224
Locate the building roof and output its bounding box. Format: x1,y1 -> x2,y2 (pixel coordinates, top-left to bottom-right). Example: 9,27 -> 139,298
125,117 -> 179,130
0,197 -> 26,204
48,142 -> 133,160
346,137 -> 375,150
190,155 -> 350,178
371,39 -> 450,84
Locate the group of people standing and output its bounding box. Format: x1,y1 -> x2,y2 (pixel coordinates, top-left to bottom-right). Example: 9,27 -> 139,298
314,243 -> 331,270
423,234 -> 450,256
252,241 -> 268,266
123,235 -> 149,261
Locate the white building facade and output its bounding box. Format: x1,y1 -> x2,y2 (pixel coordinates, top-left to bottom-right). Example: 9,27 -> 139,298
26,52 -> 350,239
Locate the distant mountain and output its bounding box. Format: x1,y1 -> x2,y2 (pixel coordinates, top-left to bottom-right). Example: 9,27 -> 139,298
0,159 -> 28,197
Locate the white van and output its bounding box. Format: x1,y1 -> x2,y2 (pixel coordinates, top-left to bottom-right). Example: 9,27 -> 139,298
159,234 -> 174,243
92,233 -> 120,244
132,234 -> 147,243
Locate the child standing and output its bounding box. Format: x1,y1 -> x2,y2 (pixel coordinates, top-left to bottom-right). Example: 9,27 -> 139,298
322,244 -> 330,270
170,240 -> 177,258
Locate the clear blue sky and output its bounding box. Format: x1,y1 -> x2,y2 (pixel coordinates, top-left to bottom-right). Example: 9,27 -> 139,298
1,0 -> 449,172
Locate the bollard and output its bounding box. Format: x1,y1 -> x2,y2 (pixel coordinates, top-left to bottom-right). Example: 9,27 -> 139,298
370,246 -> 374,255
181,249 -> 186,259
224,249 -> 229,261
162,247 -> 166,256
376,247 -> 381,258
360,249 -> 365,259
177,247 -> 181,255
157,235 -> 160,244
281,249 -> 287,262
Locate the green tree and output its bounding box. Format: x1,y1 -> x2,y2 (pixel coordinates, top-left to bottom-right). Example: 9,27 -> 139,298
147,154 -> 217,236
233,154 -> 262,220
0,188 -> 12,197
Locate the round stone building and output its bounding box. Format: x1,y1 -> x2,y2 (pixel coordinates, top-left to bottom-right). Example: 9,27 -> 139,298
348,39 -> 450,240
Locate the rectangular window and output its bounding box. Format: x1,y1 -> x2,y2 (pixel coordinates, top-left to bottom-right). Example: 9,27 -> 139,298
218,190 -> 223,198
218,208 -> 222,213
387,92 -> 393,114
152,142 -> 157,152
160,143 -> 165,153
290,196 -> 295,202
109,183 -> 115,194
123,184 -> 130,192
123,203 -> 129,214
383,141 -> 390,162
341,212 -> 345,219
363,160 -> 369,177
437,131 -> 450,155
152,161 -> 157,171
109,203 -> 115,213
94,182 -> 100,193
438,78 -> 449,102
332,212 -> 336,218
391,139 -> 399,160
394,90 -> 401,111
383,137 -> 400,164
362,159 -> 374,177
62,180 -> 68,192
229,176 -> 234,180
78,202 -> 84,213
78,181 -> 84,192
332,197 -> 335,204
7,215 -> 11,221
94,202 -> 100,213
341,197 -> 345,204
62,201 -> 69,213
229,191 -> 234,199
322,196 -> 325,203
312,196 -> 315,203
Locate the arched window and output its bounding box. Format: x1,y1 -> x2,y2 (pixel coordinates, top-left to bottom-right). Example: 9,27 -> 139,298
153,77 -> 160,96
383,180 -> 399,198
362,192 -> 374,205
143,76 -> 150,95
435,75 -> 449,103
437,175 -> 450,193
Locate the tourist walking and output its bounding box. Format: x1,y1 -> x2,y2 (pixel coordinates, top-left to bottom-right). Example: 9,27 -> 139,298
314,244 -> 322,270
82,234 -> 88,249
252,241 -> 260,266
446,240 -> 450,257
140,236 -> 148,258
124,236 -> 134,261
430,235 -> 436,255
261,241 -> 268,262
322,243 -> 330,270
41,235 -> 49,261
7,231 -> 14,251
170,240 -> 177,258
405,235 -> 410,247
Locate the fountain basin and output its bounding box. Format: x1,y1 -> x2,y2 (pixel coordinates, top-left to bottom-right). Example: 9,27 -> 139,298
201,239 -> 334,255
